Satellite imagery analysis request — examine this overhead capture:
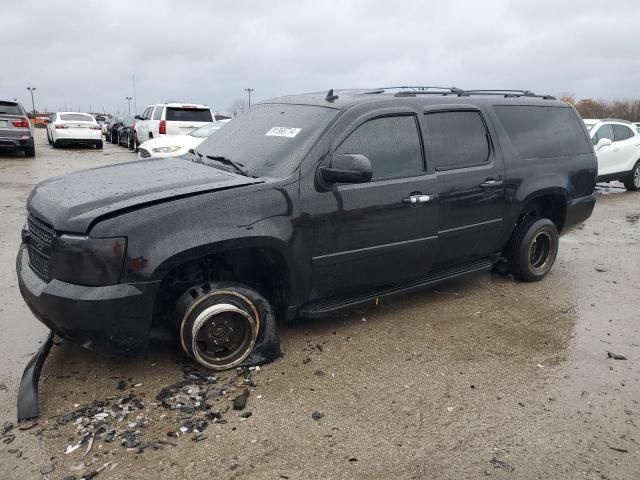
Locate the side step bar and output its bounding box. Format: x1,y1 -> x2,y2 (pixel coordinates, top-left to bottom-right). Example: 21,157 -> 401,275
299,257 -> 494,318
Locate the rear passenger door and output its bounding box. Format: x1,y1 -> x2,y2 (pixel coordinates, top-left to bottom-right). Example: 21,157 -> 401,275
612,124 -> 639,174
421,107 -> 508,267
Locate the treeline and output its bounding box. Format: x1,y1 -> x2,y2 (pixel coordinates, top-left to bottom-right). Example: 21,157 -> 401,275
560,95 -> 640,122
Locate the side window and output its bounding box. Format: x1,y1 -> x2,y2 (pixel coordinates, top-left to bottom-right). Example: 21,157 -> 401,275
335,115 -> 423,179
424,111 -> 490,170
613,124 -> 633,142
593,124 -> 614,145
153,107 -> 163,120
144,108 -> 152,120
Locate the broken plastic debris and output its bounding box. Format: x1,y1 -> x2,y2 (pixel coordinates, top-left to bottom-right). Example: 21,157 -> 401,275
607,351 -> 627,360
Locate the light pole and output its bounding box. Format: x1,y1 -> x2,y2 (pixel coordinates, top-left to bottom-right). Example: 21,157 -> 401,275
244,88 -> 254,108
125,96 -> 133,114
26,86 -> 36,117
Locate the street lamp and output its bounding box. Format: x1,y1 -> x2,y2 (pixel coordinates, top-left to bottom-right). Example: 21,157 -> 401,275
244,88 -> 254,108
26,86 -> 36,118
125,96 -> 133,114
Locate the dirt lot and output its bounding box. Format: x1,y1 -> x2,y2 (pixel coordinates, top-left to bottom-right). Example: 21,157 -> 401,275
0,130 -> 639,480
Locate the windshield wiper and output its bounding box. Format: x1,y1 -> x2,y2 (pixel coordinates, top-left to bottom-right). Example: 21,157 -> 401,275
191,150 -> 251,177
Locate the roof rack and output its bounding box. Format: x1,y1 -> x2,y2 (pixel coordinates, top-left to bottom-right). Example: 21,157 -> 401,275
363,87 -> 555,100
459,89 -> 556,100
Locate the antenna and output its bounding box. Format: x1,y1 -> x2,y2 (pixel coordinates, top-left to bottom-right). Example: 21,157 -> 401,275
325,89 -> 339,102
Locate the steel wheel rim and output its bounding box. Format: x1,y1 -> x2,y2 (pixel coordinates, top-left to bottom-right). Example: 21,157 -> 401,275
529,231 -> 552,272
190,303 -> 257,369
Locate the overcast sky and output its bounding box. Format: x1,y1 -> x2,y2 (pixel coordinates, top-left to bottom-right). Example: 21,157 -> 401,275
2,0 -> 639,115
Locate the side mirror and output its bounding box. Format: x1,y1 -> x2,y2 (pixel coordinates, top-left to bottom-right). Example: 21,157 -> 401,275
320,154 -> 373,184
596,137 -> 612,150
134,115 -> 142,120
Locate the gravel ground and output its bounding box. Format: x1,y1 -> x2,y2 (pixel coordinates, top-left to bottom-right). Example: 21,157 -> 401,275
0,130 -> 639,480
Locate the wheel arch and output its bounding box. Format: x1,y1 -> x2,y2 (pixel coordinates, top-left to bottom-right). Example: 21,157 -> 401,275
517,188 -> 569,233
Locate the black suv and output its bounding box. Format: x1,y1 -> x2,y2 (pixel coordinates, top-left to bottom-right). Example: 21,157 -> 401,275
17,87 -> 597,371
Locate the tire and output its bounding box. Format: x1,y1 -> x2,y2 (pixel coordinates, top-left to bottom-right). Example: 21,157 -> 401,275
128,134 -> 134,150
623,161 -> 640,191
53,139 -> 60,149
175,282 -> 275,370
46,131 -> 52,145
24,145 -> 36,157
96,140 -> 103,149
111,131 -> 118,144
134,134 -> 139,152
505,217 -> 559,282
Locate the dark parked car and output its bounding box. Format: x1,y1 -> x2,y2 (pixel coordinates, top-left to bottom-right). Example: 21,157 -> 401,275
106,116 -> 125,144
0,100 -> 35,157
16,87 -> 597,372
117,116 -> 136,149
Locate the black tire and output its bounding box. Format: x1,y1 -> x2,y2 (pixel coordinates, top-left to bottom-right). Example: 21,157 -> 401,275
46,131 -> 52,145
506,217 -> 559,282
623,161 -> 640,191
175,282 -> 274,370
96,140 -> 103,149
53,139 -> 60,149
111,131 -> 118,144
134,133 -> 139,152
24,145 -> 36,157
128,134 -> 134,150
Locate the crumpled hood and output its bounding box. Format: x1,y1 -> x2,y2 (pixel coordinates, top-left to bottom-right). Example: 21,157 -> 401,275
28,157 -> 263,233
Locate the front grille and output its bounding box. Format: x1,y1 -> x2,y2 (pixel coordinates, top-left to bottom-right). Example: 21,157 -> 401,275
26,215 -> 55,281
139,148 -> 151,158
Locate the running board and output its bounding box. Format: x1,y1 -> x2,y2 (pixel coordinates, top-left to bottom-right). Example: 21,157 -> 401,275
299,258 -> 494,318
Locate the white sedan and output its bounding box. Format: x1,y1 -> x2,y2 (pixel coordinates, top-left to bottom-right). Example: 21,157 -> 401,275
46,112 -> 102,149
137,120 -> 228,160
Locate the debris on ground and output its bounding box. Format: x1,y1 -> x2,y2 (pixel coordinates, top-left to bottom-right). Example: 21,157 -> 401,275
311,411 -> 324,421
607,351 -> 627,360
608,445 -> 629,453
116,380 -> 126,391
489,457 -> 514,473
233,389 -> 250,410
40,464 -> 55,475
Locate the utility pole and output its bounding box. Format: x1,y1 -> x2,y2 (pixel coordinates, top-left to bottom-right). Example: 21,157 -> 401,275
125,96 -> 133,114
244,88 -> 254,108
26,86 -> 36,117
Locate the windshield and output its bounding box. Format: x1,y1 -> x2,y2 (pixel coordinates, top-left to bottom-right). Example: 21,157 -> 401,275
60,113 -> 94,122
189,121 -> 227,138
194,104 -> 337,178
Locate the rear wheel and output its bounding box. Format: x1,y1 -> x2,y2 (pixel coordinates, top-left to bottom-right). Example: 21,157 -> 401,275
53,139 -> 60,149
46,130 -> 52,145
134,134 -> 139,152
176,282 -> 270,370
506,217 -> 559,282
111,131 -> 118,144
96,140 -> 103,149
623,162 -> 640,191
24,145 -> 35,157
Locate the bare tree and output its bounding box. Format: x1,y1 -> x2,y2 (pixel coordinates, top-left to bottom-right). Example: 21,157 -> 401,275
227,98 -> 249,117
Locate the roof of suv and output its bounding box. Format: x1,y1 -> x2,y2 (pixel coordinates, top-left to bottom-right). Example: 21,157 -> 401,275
148,103 -> 210,108
261,87 -> 565,110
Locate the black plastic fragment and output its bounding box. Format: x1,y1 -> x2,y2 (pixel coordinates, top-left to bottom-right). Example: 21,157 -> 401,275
17,330 -> 54,421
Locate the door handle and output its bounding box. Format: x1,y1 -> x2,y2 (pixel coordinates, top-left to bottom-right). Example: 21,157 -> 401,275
402,194 -> 436,205
480,179 -> 504,188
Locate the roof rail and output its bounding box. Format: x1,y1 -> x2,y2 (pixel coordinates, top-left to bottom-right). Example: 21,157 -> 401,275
460,89 -> 556,100
373,86 -> 464,96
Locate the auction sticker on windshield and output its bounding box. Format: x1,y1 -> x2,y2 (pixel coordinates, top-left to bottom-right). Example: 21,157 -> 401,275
265,127 -> 301,138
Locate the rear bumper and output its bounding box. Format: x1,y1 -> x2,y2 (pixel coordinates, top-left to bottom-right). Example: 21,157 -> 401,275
54,130 -> 101,143
16,244 -> 160,358
0,134 -> 33,150
563,194 -> 596,234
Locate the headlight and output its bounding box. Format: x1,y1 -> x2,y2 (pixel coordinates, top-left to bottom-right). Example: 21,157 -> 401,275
151,146 -> 181,153
50,235 -> 127,286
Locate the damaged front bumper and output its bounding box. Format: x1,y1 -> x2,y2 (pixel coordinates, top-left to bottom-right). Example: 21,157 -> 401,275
16,244 -> 160,358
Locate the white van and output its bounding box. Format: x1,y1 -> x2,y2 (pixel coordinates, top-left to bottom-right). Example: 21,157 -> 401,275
133,103 -> 215,149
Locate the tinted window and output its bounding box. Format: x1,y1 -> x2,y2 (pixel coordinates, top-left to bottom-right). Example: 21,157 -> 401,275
592,124 -> 614,145
495,105 -> 592,158
143,108 -> 152,120
153,107 -> 163,120
613,124 -> 633,141
336,115 -> 423,179
196,104 -> 336,178
0,102 -> 22,115
60,114 -> 94,122
424,111 -> 489,170
166,108 -> 213,122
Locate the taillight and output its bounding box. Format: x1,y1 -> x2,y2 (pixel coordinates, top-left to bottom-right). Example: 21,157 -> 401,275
54,124 -> 69,129
159,120 -> 166,134
11,118 -> 30,128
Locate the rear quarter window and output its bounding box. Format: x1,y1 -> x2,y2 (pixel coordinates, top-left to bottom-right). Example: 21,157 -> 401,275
166,108 -> 213,122
494,105 -> 592,159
